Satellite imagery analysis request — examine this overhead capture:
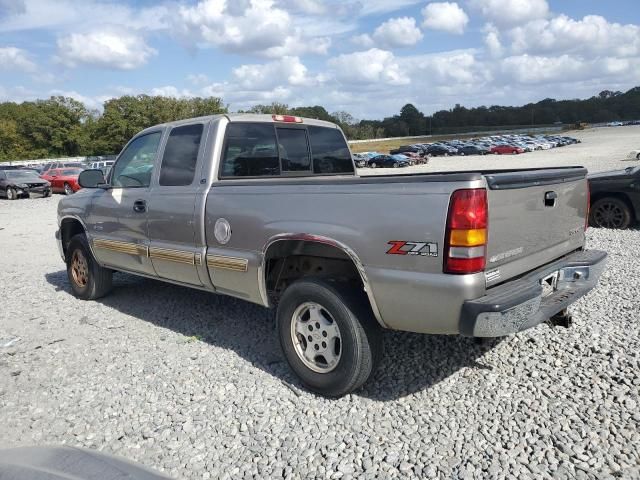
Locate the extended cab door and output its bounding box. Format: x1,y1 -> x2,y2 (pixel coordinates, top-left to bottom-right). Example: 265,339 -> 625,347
146,122 -> 208,286
86,130 -> 163,275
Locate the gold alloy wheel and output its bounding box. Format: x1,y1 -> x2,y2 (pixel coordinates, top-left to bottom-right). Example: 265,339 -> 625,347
71,249 -> 89,288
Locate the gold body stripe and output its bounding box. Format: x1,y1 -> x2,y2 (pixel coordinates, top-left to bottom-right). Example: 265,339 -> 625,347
149,247 -> 195,265
206,254 -> 248,272
93,239 -> 148,257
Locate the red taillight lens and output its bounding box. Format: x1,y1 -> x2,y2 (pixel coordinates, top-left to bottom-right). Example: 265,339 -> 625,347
444,189 -> 488,274
448,189 -> 488,229
272,114 -> 303,123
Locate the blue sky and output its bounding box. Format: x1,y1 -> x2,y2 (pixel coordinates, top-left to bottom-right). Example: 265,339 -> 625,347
1,0 -> 639,119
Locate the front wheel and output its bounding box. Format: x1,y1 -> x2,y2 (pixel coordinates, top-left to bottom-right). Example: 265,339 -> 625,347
277,278 -> 382,397
6,187 -> 17,200
392,162 -> 399,168
636,153 -> 640,160
66,234 -> 113,300
370,162 -> 377,168
64,183 -> 74,195
589,197 -> 632,229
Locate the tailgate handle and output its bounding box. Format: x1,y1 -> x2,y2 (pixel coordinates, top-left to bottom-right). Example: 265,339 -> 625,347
544,191 -> 557,207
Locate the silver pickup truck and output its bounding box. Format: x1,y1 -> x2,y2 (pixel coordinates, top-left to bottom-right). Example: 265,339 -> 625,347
56,114 -> 607,396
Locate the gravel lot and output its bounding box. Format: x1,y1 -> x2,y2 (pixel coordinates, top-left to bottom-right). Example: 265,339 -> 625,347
1,126 -> 639,479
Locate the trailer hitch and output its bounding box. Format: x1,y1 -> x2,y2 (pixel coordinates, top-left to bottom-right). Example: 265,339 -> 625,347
547,309 -> 573,329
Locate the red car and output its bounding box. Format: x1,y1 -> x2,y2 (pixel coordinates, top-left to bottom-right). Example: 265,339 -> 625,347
40,167 -> 84,195
491,145 -> 524,155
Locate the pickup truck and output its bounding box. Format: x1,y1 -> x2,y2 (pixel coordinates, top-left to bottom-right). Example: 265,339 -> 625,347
56,114 -> 607,397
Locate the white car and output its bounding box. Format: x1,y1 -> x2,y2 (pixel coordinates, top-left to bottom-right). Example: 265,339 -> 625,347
627,149 -> 640,160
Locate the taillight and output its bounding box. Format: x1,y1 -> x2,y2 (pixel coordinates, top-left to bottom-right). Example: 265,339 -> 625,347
444,189 -> 488,274
585,183 -> 590,231
272,114 -> 303,123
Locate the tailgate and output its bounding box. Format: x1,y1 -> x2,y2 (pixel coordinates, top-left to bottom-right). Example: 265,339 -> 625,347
483,168 -> 588,286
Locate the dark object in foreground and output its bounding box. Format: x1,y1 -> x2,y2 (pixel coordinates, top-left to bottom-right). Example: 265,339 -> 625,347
0,446 -> 171,480
588,166 -> 640,229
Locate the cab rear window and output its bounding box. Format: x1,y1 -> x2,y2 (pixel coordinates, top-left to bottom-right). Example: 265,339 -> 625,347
220,122 -> 353,178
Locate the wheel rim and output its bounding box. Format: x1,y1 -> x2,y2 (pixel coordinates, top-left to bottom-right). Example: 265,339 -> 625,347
593,202 -> 626,228
65,184 -> 73,195
393,163 -> 399,168
7,188 -> 14,200
71,249 -> 89,288
290,302 -> 342,373
371,163 -> 376,168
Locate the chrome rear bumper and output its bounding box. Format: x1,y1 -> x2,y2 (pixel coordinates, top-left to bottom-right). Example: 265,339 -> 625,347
460,249 -> 607,337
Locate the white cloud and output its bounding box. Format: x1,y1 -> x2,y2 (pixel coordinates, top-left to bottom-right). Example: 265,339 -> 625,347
422,2 -> 469,35
373,17 -> 423,48
56,29 -> 156,70
174,0 -> 289,54
469,0 -> 548,27
0,0 -> 26,16
483,24 -> 503,57
509,15 -> 640,58
0,0 -> 168,32
359,0 -> 422,16
0,46 -> 36,72
232,56 -> 314,90
351,33 -> 374,48
187,74 -> 210,86
150,86 -> 195,98
329,48 -> 409,86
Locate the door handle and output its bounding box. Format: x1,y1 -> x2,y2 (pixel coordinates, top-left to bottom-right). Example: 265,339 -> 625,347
133,199 -> 147,213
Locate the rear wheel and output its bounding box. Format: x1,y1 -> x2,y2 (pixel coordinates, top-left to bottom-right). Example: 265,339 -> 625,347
66,234 -> 113,300
277,278 -> 382,397
64,183 -> 74,195
370,162 -> 377,168
590,197 -> 632,229
6,187 -> 16,200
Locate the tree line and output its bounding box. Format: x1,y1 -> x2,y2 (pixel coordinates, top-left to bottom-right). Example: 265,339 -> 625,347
1,87 -> 638,161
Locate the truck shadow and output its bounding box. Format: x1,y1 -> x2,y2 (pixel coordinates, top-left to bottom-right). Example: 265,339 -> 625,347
45,270 -> 501,401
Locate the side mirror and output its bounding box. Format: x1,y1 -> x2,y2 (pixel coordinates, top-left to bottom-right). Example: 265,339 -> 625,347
78,169 -> 107,188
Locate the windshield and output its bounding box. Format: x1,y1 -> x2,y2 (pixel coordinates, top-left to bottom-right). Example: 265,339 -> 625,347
5,171 -> 41,181
61,168 -> 83,176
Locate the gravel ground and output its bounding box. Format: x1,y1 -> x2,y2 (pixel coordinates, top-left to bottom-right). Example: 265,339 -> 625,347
1,129 -> 640,479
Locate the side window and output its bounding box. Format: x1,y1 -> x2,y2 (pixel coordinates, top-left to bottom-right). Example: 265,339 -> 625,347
0,171 -> 5,180
159,124 -> 203,186
309,126 -> 354,174
221,123 -> 279,178
277,128 -> 310,172
111,132 -> 162,188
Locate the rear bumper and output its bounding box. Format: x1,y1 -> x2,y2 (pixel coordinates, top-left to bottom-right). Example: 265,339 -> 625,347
460,249 -> 607,337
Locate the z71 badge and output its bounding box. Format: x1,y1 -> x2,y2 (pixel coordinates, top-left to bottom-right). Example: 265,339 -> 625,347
387,241 -> 438,257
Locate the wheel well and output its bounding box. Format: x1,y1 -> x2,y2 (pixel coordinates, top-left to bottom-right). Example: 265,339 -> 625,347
264,240 -> 363,299
590,192 -> 636,220
60,218 -> 85,259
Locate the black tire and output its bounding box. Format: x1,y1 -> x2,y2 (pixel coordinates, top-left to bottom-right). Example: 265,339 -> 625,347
66,234 -> 113,300
277,278 -> 382,397
6,187 -> 17,200
636,153 -> 640,160
64,183 -> 74,195
589,197 -> 633,229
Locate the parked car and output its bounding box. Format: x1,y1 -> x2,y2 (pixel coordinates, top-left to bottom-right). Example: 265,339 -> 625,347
40,168 -> 84,195
0,169 -> 52,199
491,145 -> 524,155
89,160 -> 115,174
352,154 -> 368,167
627,149 -> 640,160
425,145 -> 451,156
40,161 -> 85,177
588,166 -> 640,229
390,145 -> 424,156
458,145 -> 489,156
55,114 -> 607,397
368,154 -> 409,168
